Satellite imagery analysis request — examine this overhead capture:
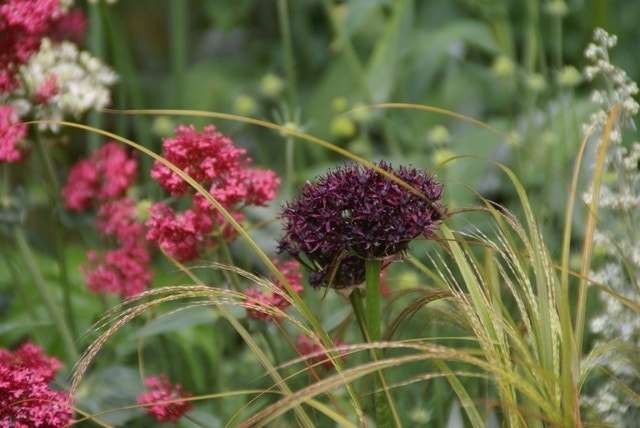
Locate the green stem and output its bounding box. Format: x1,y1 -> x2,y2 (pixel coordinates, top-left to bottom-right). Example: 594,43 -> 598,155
169,0 -> 187,109
277,0 -> 297,112
365,259 -> 382,344
364,259 -> 391,428
277,0 -> 299,198
32,134 -> 78,340
13,225 -> 78,364
346,259 -> 397,427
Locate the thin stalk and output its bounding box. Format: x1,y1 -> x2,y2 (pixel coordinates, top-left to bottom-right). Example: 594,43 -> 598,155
169,0 -> 187,108
32,134 -> 78,340
277,0 -> 298,112
277,0 -> 299,198
86,3 -> 105,153
365,259 -> 382,344
364,259 -> 395,428
13,225 -> 78,364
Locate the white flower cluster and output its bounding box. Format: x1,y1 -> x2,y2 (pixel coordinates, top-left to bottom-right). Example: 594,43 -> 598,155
583,28 -> 639,143
14,38 -> 118,131
582,28 -> 640,426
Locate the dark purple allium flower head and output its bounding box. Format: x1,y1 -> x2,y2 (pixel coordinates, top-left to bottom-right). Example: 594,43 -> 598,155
278,161 -> 445,289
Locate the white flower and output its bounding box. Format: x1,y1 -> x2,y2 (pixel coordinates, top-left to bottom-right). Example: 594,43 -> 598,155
16,38 -> 118,131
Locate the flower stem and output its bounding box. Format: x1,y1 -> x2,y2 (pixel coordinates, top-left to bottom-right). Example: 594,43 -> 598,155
348,259 -> 394,428
365,259 -> 382,343
13,225 -> 78,364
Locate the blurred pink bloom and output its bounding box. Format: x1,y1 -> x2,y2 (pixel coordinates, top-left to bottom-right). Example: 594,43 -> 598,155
96,197 -> 145,244
296,334 -> 348,371
48,8 -> 88,44
0,0 -> 63,92
83,242 -> 152,298
0,342 -> 74,427
243,168 -> 280,206
62,141 -> 138,211
137,374 -> 193,423
0,105 -> 27,163
33,74 -> 59,105
246,259 -> 304,322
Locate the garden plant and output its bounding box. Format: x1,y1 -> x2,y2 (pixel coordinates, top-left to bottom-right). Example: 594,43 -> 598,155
1,0 -> 639,427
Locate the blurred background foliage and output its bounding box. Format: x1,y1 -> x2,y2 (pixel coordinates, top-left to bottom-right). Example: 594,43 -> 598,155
92,0 -> 639,221
3,0 -> 640,426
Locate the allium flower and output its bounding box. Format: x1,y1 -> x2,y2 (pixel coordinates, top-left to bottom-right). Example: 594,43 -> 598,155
246,259 -> 304,322
296,334 -> 348,370
278,161 -> 444,289
0,342 -> 74,427
82,242 -> 152,297
137,374 -> 193,423
62,141 -> 138,211
0,104 -> 27,163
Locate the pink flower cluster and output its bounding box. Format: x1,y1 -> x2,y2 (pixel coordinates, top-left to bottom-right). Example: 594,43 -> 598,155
246,259 -> 304,322
0,342 -> 74,427
63,142 -> 152,297
1,0 -> 88,162
1,0 -> 59,92
0,105 -> 27,162
137,374 -> 193,423
296,334 -> 348,371
146,124 -> 280,262
63,142 -> 138,211
62,125 -> 280,295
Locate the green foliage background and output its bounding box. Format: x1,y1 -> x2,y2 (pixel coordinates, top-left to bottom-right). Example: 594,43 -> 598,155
2,0 -> 640,426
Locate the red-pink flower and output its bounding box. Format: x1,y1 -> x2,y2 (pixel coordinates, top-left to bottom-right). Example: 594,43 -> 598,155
151,124 -> 280,209
0,342 -> 74,427
150,124 -> 248,196
0,0 -> 63,92
0,105 -> 27,163
296,334 -> 348,371
246,259 -> 304,322
62,141 -> 138,211
82,242 -> 152,298
137,374 -> 193,423
96,197 -> 145,244
145,203 -> 215,263
33,74 -> 59,105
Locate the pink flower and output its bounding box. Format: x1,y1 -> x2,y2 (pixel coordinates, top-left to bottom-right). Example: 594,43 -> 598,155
0,0 -> 63,91
62,141 -> 138,211
296,334 -> 348,371
0,105 -> 27,163
145,203 -> 215,263
0,342 -> 74,427
151,124 -> 280,208
137,374 -> 193,423
48,8 -> 88,44
151,124 -> 248,196
96,197 -> 145,244
243,168 -> 281,206
83,242 -> 152,298
246,259 -> 304,322
33,74 -> 59,105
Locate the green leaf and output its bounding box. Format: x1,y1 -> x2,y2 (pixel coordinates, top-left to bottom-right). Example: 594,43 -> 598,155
131,305 -> 219,339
